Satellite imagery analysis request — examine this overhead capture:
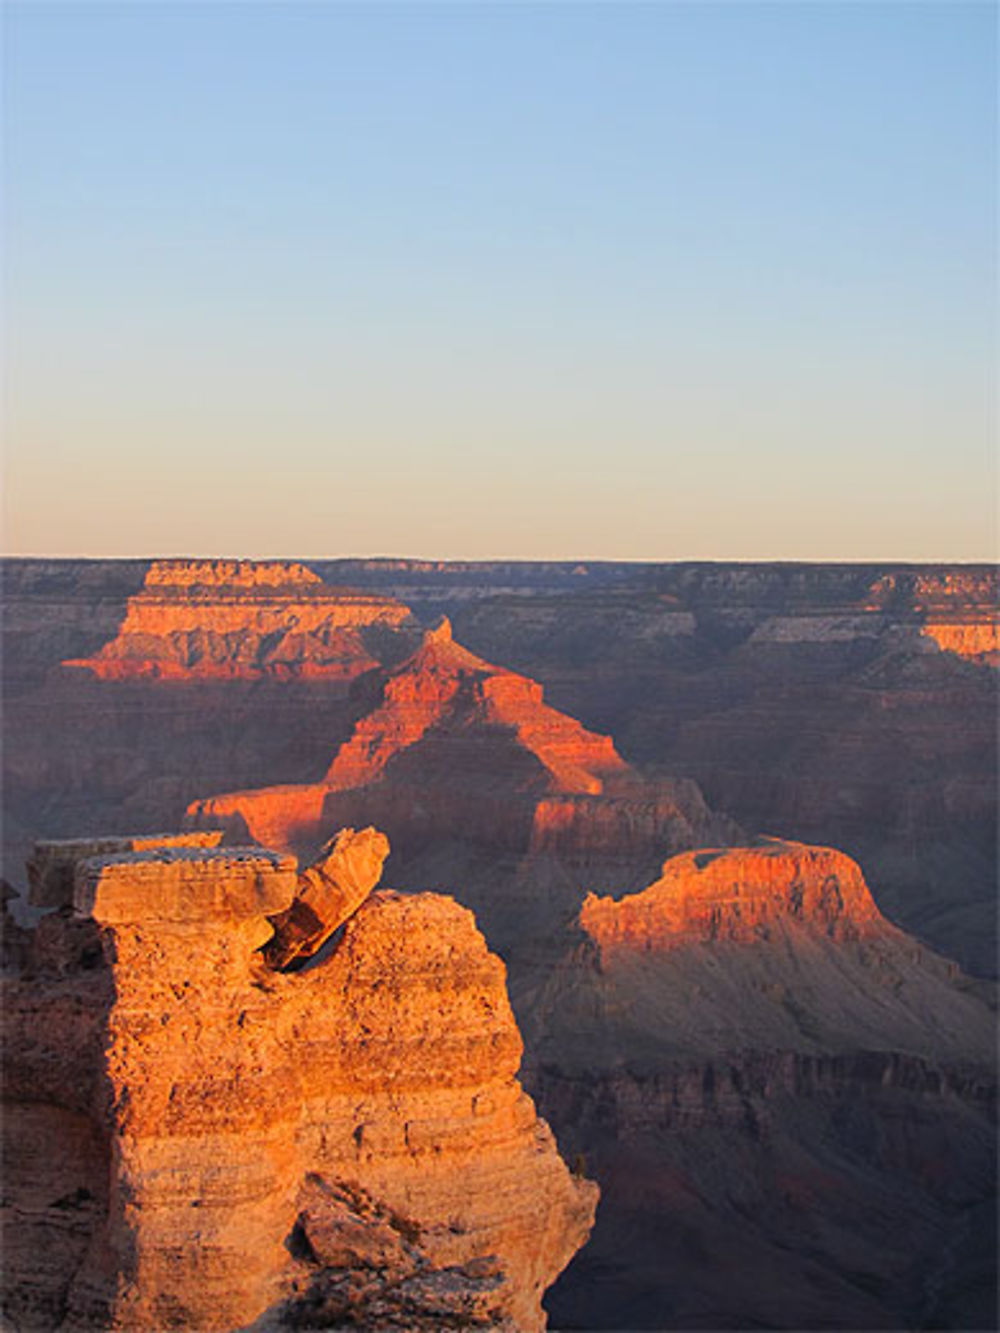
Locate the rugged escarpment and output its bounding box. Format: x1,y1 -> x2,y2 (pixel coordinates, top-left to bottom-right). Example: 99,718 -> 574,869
5,557 -> 995,973
1,836 -> 596,1332
579,839 -> 886,953
512,841 -> 996,1330
1,560 -> 419,897
187,620 -> 737,917
62,560 -> 415,681
381,562 -> 996,977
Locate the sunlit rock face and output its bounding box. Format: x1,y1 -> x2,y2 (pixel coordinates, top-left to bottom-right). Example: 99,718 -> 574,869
263,825 -> 390,969
62,559 -> 413,681
187,619 -> 735,890
514,838 -> 997,1333
580,839 -> 886,955
369,560 -> 994,978
1,834 -> 597,1332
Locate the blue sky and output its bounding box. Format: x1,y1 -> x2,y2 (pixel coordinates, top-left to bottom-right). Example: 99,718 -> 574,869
3,1 -> 996,560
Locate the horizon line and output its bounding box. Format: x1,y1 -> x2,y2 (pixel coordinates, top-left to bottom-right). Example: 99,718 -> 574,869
2,552 -> 998,568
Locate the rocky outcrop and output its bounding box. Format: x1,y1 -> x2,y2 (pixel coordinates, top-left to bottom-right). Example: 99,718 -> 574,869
511,838 -> 997,1331
62,560 -> 414,681
6,557 -> 995,973
321,618 -> 628,797
187,621 -> 736,891
264,826 -> 390,969
1,835 -> 596,1332
26,831 -> 224,908
579,839 -> 886,955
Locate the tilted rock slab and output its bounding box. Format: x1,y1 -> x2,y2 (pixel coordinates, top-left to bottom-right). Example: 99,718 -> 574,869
1,838 -> 597,1332
263,825 -> 391,970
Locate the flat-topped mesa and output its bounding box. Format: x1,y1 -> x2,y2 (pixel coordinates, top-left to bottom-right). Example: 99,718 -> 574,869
141,559 -> 325,592
2,832 -> 597,1331
580,839 -> 888,957
62,558 -> 414,681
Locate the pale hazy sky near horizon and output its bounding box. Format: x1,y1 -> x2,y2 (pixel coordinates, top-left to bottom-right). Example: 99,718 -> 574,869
3,1 -> 996,561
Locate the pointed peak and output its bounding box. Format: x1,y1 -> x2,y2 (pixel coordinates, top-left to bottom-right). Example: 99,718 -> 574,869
425,616 -> 453,646
399,615 -> 491,676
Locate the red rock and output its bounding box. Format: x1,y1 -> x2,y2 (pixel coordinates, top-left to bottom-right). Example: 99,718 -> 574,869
580,838 -> 887,956
186,621 -> 732,877
264,826 -> 390,969
323,618 -> 628,794
1,836 -> 597,1331
62,559 -> 413,681
27,831 -> 224,908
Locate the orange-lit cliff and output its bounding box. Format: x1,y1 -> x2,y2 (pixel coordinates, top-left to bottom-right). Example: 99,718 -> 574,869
63,560 -> 413,681
187,619 -> 736,900
579,839 -> 886,955
1,833 -> 597,1331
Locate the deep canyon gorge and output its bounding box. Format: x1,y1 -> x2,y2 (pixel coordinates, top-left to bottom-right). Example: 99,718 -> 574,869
2,557 -> 996,1331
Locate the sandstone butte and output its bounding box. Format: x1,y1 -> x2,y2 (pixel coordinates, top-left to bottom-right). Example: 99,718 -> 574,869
61,559 -> 414,681
579,838 -> 887,958
187,618 -> 733,859
1,832 -> 598,1332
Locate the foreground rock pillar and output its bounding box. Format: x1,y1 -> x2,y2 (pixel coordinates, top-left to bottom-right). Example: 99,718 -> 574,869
3,837 -> 596,1332
67,848 -> 300,1330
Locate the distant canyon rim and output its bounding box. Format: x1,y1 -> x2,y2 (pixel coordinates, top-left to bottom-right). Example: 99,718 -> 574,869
2,556 -> 996,1331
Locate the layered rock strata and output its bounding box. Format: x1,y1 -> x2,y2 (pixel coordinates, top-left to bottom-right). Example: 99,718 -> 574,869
62,560 -> 413,681
579,839 -> 885,954
188,620 -> 736,883
26,831 -> 224,909
1,836 -> 596,1332
513,840 -> 997,1331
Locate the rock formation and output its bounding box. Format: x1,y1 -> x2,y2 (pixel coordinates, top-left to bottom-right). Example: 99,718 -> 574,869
26,831 -> 224,908
6,557 -> 995,973
187,619 -> 737,896
1,834 -> 597,1332
579,839 -> 885,954
264,825 -> 390,969
62,559 -> 414,681
338,560 -> 994,978
2,556 -> 997,1331
514,840 -> 997,1331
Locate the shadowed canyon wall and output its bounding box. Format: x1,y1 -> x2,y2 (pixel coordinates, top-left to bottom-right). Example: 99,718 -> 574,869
309,560 -> 999,977
514,839 -> 996,1331
4,558 -> 993,971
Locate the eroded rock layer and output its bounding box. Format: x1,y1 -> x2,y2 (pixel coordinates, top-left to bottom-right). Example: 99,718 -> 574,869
63,560 -> 413,681
1,837 -> 596,1332
187,620 -> 737,899
512,840 -> 997,1331
580,839 -> 885,954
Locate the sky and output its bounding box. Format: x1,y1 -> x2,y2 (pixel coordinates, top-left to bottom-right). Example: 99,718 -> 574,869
2,0 -> 996,561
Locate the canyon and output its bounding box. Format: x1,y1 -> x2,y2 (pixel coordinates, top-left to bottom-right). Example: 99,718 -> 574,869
1,556 -> 996,1330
